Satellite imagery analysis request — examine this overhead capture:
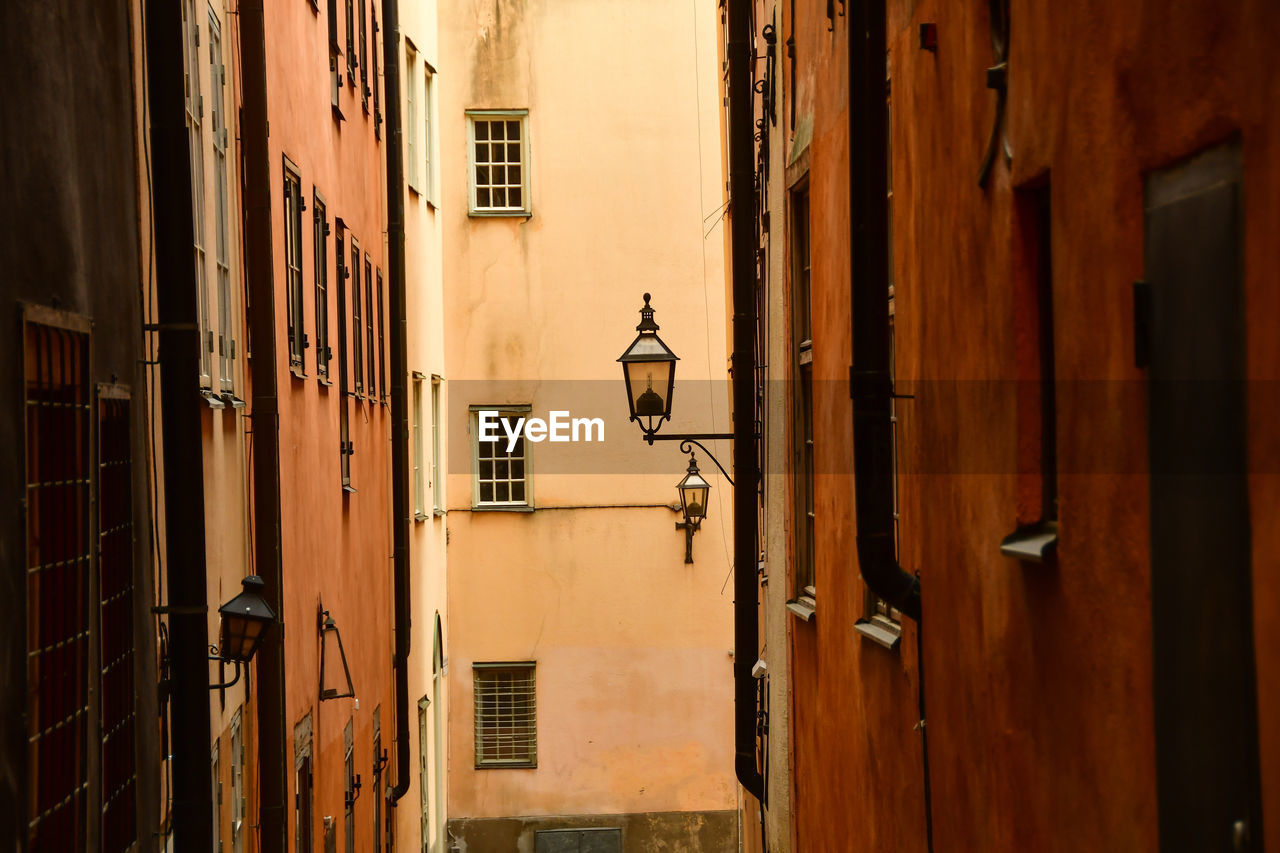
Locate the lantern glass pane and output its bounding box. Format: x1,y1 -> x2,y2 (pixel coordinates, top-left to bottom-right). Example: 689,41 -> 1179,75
625,359 -> 673,418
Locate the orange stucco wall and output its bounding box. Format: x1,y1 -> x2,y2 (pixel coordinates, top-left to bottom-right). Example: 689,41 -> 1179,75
786,0 -> 1280,850
264,0 -> 394,849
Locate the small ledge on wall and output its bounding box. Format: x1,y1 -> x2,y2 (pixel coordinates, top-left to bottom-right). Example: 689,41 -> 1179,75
854,616 -> 901,651
786,594 -> 816,622
1000,521 -> 1058,564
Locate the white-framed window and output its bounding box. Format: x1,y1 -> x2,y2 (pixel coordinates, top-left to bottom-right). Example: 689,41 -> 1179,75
473,662 -> 536,768
417,696 -> 430,849
431,375 -> 443,514
466,111 -> 529,215
470,406 -> 531,508
423,64 -> 436,204
183,0 -> 213,387
413,372 -> 426,520
208,10 -> 237,395
230,709 -> 245,853
405,41 -> 419,192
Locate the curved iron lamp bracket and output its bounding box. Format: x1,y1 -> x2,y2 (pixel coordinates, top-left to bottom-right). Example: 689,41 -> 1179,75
644,432 -> 736,486
208,644 -> 244,691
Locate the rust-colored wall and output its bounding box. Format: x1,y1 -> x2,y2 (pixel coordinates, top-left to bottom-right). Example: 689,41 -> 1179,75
785,0 -> 1280,850
264,0 -> 394,849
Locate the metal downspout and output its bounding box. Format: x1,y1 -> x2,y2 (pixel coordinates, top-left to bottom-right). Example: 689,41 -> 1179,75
728,0 -> 766,803
381,0 -> 413,807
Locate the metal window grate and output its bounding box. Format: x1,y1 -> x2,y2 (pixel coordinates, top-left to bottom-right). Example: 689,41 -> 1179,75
475,412 -> 527,505
24,320 -> 91,850
98,392 -> 137,850
474,664 -> 536,767
471,118 -> 525,211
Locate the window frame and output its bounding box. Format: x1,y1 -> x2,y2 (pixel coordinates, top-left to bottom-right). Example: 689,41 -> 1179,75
313,191 -> 331,381
405,42 -> 419,192
787,184 -> 816,620
350,236 -> 363,396
466,110 -> 531,216
431,375 -> 443,514
473,662 -> 537,769
184,0 -> 214,388
208,10 -> 238,396
364,254 -> 375,398
413,372 -> 426,521
423,62 -> 436,204
469,405 -> 533,510
283,156 -> 306,374
294,714 -> 315,853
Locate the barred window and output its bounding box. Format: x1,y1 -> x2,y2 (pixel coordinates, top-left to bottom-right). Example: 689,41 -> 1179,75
474,663 -> 536,768
471,407 -> 529,507
467,112 -> 529,214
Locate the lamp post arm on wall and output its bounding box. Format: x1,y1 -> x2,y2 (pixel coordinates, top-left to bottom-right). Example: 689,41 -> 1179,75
645,433 -> 737,485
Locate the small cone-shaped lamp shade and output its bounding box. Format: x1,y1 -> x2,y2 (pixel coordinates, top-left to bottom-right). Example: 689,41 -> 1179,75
619,293 -> 678,435
320,612 -> 356,700
677,454 -> 711,524
217,575 -> 275,663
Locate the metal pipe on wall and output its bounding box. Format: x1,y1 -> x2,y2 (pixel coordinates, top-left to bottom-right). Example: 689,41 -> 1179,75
727,0 -> 766,804
238,0 -> 290,847
381,0 -> 413,809
143,0 -> 214,844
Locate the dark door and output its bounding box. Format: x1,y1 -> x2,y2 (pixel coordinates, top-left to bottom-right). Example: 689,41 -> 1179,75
1145,142 -> 1263,852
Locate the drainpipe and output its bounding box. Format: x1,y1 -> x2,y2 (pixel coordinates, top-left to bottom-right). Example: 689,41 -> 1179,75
239,0 -> 290,848
847,0 -> 921,621
727,0 -> 766,802
381,0 -> 412,807
144,0 -> 214,846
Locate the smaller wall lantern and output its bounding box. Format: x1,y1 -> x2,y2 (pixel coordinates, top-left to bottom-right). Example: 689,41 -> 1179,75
217,575 -> 276,664
675,454 -> 711,563
319,609 -> 356,701
618,293 -> 679,441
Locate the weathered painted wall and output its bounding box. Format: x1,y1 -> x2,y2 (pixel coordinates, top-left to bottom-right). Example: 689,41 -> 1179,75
439,0 -> 739,843
783,0 -> 1280,850
263,0 -> 395,848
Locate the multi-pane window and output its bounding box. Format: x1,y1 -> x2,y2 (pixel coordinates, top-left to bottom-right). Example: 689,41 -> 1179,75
405,43 -> 419,191
364,255 -> 375,397
358,0 -> 368,111
474,663 -> 537,768
231,711 -> 245,853
295,715 -> 314,853
314,192 -> 331,379
372,708 -> 383,853
328,0 -> 341,115
24,318 -> 92,850
790,188 -> 815,610
423,66 -> 435,203
418,697 -> 431,848
431,376 -> 443,513
344,718 -> 355,853
377,270 -> 386,402
351,238 -> 363,395
345,0 -> 356,85
372,9 -> 381,136
472,407 -> 530,507
209,13 -> 236,394
467,112 -> 529,214
413,373 -> 426,519
99,390 -> 138,851
184,0 -> 213,386
336,221 -> 352,488
284,160 -> 306,370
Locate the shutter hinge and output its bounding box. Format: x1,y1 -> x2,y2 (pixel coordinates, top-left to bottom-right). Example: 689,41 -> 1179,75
1133,280 -> 1151,369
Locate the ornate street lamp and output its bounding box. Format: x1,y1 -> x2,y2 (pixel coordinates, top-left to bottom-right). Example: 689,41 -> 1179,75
207,574 -> 276,690
319,609 -> 356,701
675,454 -> 711,563
617,293 -> 679,441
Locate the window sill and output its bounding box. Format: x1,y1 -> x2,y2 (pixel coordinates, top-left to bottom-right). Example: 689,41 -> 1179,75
318,376 -> 333,388
332,104 -> 345,123
220,392 -> 247,409
200,389 -> 226,409
854,616 -> 902,651
467,209 -> 532,220
289,365 -> 308,382
414,512 -> 428,524
475,762 -> 537,770
471,504 -> 533,513
433,508 -> 446,518
786,596 -> 816,622
342,484 -> 357,495
1000,521 -> 1058,563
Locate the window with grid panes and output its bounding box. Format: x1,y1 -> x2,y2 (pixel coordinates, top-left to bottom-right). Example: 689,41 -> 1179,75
423,66 -> 436,203
405,42 -> 419,191
468,112 -> 529,214
364,255 -> 374,397
358,0 -> 368,111
472,407 -> 529,507
372,9 -> 381,136
184,0 -> 213,386
431,376 -> 443,513
413,374 -> 426,519
345,0 -> 355,85
284,159 -> 306,371
351,237 -> 363,395
336,221 -> 353,487
474,663 -> 536,767
314,192 -> 331,379
789,186 -> 815,614
328,0 -> 341,115
377,270 -> 385,402
209,12 -> 237,394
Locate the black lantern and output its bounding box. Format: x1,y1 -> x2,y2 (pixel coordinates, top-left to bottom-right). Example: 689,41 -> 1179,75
216,575 -> 276,664
677,453 -> 711,527
618,293 -> 678,441
319,609 -> 356,701
674,454 -> 711,564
